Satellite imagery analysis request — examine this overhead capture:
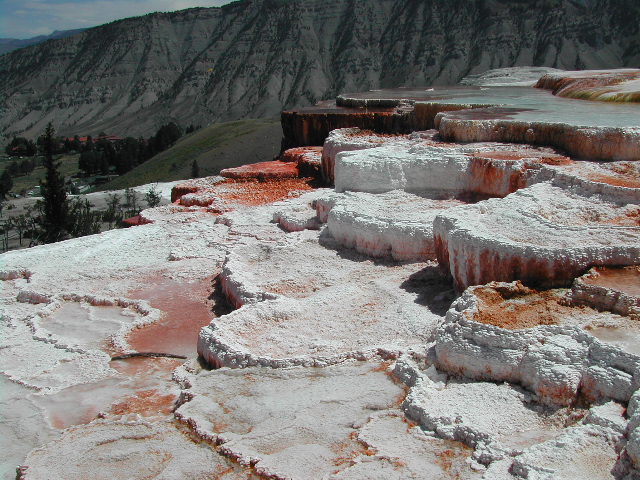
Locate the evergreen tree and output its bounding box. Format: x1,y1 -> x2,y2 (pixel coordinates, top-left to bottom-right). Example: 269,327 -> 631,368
191,159 -> 200,178
67,197 -> 101,237
144,185 -> 162,208
71,135 -> 82,151
0,170 -> 13,198
39,123 -> 68,243
7,161 -> 19,177
79,150 -> 97,175
19,158 -> 35,175
103,193 -> 123,228
84,136 -> 94,152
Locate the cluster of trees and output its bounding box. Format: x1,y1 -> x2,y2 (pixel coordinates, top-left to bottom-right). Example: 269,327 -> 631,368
1,120 -> 181,248
5,133 -> 71,158
5,137 -> 37,156
2,133 -> 72,198
0,157 -> 38,198
77,122 -> 184,176
1,187 -> 158,250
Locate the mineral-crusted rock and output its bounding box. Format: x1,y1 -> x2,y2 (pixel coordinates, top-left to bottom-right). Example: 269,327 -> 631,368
330,411 -> 481,479
433,182 -> 640,291
396,355 -> 630,477
170,184 -> 200,203
456,280 -> 640,356
19,418 -> 242,479
121,214 -> 153,227
0,376 -> 57,480
0,196 -> 231,477
312,193 -> 345,223
334,144 -> 478,195
395,356 -> 578,465
509,423 -> 623,479
279,146 -> 323,178
171,176 -> 224,203
272,205 -> 321,232
332,135 -> 569,197
435,282 -> 640,406
198,231 -> 453,368
220,160 -> 299,180
583,401 -> 628,434
175,361 -> 410,479
280,103 -> 409,150
569,266 -> 640,319
312,72 -> 640,163
217,247 -> 280,309
624,390 -> 640,471
322,190 -> 463,261
542,160 -> 640,205
5,66 -> 640,479
320,128 -> 415,184
436,108 -> 640,162
172,174 -> 316,212
279,146 -> 322,163
215,190 -> 330,244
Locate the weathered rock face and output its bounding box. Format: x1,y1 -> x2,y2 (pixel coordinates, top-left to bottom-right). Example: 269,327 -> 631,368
2,0 -> 640,139
280,104 -> 404,151
433,182 -> 640,291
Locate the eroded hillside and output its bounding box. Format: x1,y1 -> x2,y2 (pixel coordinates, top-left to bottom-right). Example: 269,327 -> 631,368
1,0 -> 639,140
1,68 -> 639,479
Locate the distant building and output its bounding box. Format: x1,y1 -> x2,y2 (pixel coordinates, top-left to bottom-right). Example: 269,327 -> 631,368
65,135 -> 123,145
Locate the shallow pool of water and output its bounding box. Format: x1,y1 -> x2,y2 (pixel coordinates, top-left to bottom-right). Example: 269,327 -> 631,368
341,86 -> 640,129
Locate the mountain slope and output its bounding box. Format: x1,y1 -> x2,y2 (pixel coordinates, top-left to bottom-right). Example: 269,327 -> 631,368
0,0 -> 638,140
0,29 -> 87,55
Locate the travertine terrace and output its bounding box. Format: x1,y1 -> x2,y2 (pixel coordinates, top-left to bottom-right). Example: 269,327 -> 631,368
1,68 -> 639,479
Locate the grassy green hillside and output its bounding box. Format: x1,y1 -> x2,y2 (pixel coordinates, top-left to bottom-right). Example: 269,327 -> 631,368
99,118 -> 282,191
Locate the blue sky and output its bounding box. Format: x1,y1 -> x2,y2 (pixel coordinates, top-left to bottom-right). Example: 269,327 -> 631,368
0,0 -> 232,38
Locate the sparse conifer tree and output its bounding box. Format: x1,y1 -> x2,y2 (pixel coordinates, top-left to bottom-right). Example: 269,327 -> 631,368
145,185 -> 162,208
124,187 -> 139,217
40,123 -> 68,243
191,159 -> 200,178
0,170 -> 13,198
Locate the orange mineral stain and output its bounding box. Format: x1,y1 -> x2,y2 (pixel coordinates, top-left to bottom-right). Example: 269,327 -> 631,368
127,275 -> 215,357
584,266 -> 640,297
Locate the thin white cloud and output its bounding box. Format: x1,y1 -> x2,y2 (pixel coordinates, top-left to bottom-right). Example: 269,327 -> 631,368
2,0 -> 232,38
